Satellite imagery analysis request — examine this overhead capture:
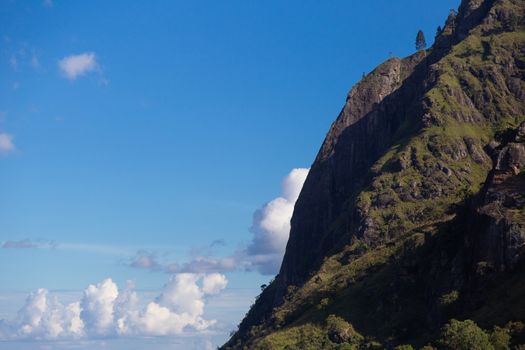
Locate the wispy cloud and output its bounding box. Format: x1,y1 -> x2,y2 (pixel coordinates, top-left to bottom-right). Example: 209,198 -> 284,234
9,55 -> 18,70
0,239 -> 141,257
168,256 -> 237,274
58,53 -> 98,80
3,239 -> 36,249
0,274 -> 227,340
128,250 -> 235,275
129,251 -> 162,271
210,239 -> 226,248
2,239 -> 57,249
0,133 -> 16,155
30,53 -> 40,69
6,43 -> 42,73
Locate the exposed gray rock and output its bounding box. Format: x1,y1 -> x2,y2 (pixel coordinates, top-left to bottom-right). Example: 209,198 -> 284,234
467,124 -> 525,273
279,52 -> 427,287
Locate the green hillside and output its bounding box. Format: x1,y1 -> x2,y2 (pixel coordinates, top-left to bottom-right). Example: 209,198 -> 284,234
223,0 -> 525,348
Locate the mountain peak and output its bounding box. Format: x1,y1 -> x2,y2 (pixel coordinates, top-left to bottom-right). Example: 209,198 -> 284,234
223,0 -> 525,348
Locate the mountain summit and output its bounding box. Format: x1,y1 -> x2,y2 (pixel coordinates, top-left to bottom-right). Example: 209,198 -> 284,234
224,0 -> 525,348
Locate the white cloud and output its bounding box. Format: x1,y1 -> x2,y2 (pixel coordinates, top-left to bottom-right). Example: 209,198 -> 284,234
244,168 -> 309,274
58,53 -> 98,80
0,274 -> 227,340
119,273 -> 227,336
282,168 -> 309,200
81,279 -> 119,335
2,289 -> 84,340
0,133 -> 15,155
202,274 -> 228,295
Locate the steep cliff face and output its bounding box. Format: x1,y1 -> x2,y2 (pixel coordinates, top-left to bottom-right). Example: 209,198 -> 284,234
280,53 -> 426,288
466,123 -> 525,273
223,0 -> 525,348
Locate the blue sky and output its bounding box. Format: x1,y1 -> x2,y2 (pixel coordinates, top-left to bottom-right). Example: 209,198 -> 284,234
0,0 -> 458,348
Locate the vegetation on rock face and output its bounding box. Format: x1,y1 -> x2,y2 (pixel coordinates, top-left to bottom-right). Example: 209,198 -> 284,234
393,346 -> 414,350
222,0 -> 525,348
235,317 -> 524,350
489,326 -> 511,350
438,319 -> 494,350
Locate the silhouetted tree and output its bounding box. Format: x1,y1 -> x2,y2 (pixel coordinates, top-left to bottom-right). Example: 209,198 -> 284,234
436,25 -> 443,38
416,30 -> 427,51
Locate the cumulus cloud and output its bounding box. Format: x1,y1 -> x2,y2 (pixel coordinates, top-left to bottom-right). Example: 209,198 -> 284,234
244,168 -> 309,274
202,274 -> 228,295
0,133 -> 15,155
0,289 -> 83,340
81,279 -> 119,335
58,53 -> 98,80
0,274 -> 227,340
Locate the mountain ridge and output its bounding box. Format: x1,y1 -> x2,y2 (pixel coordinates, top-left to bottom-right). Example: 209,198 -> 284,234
223,0 -> 525,348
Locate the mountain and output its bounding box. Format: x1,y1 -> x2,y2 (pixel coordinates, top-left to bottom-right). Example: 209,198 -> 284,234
223,0 -> 525,348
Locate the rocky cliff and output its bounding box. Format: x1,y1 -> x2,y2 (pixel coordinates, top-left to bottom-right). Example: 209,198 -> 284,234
223,0 -> 525,348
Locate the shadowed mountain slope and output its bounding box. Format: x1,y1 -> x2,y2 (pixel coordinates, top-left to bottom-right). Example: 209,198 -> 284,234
223,0 -> 525,348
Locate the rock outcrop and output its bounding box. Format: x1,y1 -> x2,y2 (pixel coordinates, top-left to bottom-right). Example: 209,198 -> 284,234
223,0 -> 525,348
467,122 -> 525,273
280,53 -> 426,288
